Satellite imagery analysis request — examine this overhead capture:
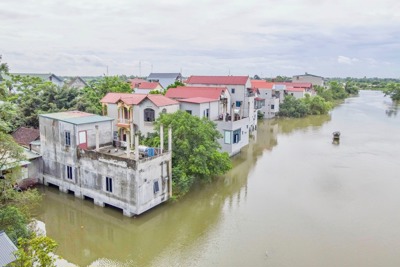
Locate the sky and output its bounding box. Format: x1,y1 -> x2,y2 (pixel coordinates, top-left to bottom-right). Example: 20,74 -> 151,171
1,0 -> 399,78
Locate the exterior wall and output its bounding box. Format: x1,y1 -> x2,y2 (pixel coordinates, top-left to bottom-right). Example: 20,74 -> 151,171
105,103 -> 119,130
39,115 -> 172,216
179,101 -> 219,120
286,91 -> 305,99
216,117 -> 250,156
136,100 -> 179,136
134,89 -> 152,94
292,75 -> 324,87
68,79 -> 87,90
148,78 -> 177,89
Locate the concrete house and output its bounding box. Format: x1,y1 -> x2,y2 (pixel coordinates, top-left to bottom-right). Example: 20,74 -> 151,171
251,80 -> 280,119
39,110 -> 173,216
132,81 -> 164,94
166,86 -> 249,156
186,75 -> 257,133
12,73 -> 64,87
147,73 -> 182,88
292,73 -> 325,87
100,93 -> 179,141
65,76 -> 88,90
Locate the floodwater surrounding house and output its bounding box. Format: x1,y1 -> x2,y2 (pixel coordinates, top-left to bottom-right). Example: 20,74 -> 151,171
39,110 -> 173,216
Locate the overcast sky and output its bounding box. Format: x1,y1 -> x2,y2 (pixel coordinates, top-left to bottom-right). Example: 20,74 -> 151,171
1,0 -> 399,78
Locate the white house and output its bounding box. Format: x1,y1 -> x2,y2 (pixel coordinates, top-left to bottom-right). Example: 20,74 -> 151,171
147,73 -> 182,88
186,75 -> 257,132
251,80 -> 280,119
166,85 -> 249,156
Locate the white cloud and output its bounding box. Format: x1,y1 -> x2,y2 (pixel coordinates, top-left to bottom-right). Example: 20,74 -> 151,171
1,0 -> 399,77
337,56 -> 359,65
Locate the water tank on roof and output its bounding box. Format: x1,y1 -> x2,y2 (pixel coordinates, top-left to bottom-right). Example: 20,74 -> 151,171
138,145 -> 149,153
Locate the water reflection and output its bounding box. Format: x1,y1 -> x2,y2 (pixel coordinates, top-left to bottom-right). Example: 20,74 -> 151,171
37,111 -> 335,267
385,101 -> 399,117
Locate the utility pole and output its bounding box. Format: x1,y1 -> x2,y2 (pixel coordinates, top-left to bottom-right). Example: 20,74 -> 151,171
139,61 -> 141,78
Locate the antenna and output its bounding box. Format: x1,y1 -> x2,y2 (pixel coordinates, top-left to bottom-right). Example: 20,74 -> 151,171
139,61 -> 141,77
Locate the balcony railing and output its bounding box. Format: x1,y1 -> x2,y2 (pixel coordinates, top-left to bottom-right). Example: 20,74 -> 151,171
117,118 -> 130,124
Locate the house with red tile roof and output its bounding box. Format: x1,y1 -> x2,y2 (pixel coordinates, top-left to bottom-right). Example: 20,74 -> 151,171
166,85 -> 249,156
132,81 -> 164,94
251,80 -> 281,119
186,76 -> 257,134
12,127 -> 40,148
101,93 -> 179,138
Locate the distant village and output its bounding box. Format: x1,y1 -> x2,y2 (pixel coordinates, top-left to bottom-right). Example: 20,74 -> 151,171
1,71 -> 325,217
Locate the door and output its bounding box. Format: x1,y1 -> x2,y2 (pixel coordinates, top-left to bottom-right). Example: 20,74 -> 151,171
78,130 -> 87,149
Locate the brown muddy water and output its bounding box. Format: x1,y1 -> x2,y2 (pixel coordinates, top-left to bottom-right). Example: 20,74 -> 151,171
37,90 -> 400,267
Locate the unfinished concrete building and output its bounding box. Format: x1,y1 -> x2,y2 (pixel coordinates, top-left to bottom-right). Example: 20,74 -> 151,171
39,111 -> 172,216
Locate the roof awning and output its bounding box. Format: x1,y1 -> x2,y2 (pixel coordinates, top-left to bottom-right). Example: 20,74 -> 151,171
1,160 -> 31,171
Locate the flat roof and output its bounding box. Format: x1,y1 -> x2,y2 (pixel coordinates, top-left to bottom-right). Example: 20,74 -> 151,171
39,111 -> 113,125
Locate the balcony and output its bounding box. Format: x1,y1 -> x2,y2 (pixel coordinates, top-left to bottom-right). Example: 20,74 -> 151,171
117,118 -> 131,127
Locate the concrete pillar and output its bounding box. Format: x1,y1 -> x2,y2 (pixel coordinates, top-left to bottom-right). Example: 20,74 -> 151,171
135,134 -> 139,161
231,103 -> 234,122
126,133 -> 131,157
95,125 -> 99,151
60,187 -> 68,193
168,126 -> 172,197
94,199 -> 105,207
160,124 -> 164,153
74,191 -> 83,199
123,209 -> 134,217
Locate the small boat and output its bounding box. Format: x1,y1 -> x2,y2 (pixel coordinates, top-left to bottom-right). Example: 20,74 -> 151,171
332,131 -> 340,140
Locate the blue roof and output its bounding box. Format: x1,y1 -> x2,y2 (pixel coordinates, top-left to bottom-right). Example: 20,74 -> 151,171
39,111 -> 113,125
0,231 -> 17,266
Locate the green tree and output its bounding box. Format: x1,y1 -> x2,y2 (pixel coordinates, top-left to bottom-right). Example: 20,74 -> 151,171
144,111 -> 232,197
278,95 -> 309,118
77,76 -> 131,114
0,55 -> 10,99
384,83 -> 400,101
307,95 -> 332,115
329,81 -> 348,100
0,206 -> 29,244
12,235 -> 58,267
314,85 -> 333,102
344,81 -> 359,95
0,102 -> 23,133
163,81 -> 185,95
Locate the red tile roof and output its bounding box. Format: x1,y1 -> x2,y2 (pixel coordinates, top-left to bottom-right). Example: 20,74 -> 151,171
165,86 -> 226,100
129,78 -> 147,88
101,93 -> 178,107
136,82 -> 161,90
146,94 -> 179,107
100,93 -> 135,104
178,97 -> 219,104
186,76 -> 249,85
251,80 -> 274,89
12,127 -> 40,147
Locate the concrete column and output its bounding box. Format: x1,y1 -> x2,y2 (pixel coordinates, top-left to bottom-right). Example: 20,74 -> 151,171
160,124 -> 164,153
74,191 -> 83,199
94,199 -> 105,207
126,133 -> 131,157
95,125 -> 99,151
60,187 -> 68,193
168,126 -> 172,197
123,209 -> 134,217
135,134 -> 139,161
231,103 -> 234,122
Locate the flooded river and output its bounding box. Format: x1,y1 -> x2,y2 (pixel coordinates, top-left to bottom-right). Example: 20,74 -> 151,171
37,90 -> 400,267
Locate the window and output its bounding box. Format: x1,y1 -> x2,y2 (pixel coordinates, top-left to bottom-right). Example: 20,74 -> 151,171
231,88 -> 235,94
233,129 -> 241,144
113,131 -> 118,141
236,101 -> 242,107
204,108 -> 209,119
162,108 -> 167,114
271,104 -> 275,110
106,177 -> 113,193
224,131 -> 231,144
65,131 -> 71,146
66,166 -> 73,180
144,108 -> 155,122
186,110 -> 192,115
153,180 -> 159,194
